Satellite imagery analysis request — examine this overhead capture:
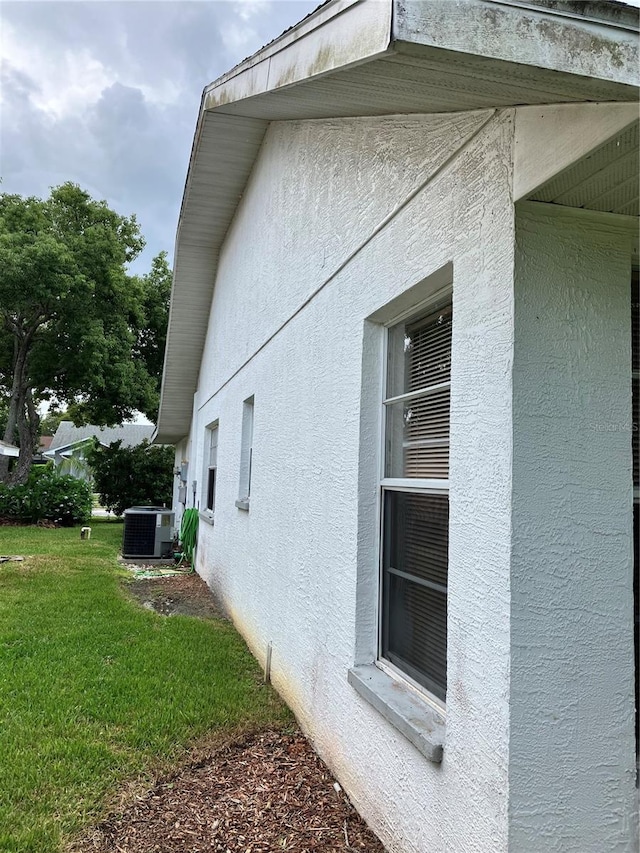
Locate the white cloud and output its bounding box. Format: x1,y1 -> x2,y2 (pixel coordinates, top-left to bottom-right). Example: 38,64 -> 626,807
2,33 -> 109,118
1,18 -> 182,119
236,0 -> 271,22
224,20 -> 260,51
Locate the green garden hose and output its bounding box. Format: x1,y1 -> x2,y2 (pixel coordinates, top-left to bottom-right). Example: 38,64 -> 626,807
179,507 -> 199,566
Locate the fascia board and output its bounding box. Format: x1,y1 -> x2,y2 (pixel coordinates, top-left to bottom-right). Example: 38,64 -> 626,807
203,0 -> 394,111
394,0 -> 639,88
208,0 -> 365,87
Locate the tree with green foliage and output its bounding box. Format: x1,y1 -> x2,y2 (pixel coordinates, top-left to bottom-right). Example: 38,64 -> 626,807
131,250 -> 172,385
38,404 -> 85,437
87,438 -> 174,517
0,183 -> 171,484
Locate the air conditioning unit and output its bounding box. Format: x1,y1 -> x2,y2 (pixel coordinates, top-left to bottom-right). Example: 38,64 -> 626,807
122,506 -> 175,559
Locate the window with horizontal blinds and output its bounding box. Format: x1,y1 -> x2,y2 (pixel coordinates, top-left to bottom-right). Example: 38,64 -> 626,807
406,310 -> 452,391
382,491 -> 448,700
381,295 -> 451,704
385,304 -> 452,480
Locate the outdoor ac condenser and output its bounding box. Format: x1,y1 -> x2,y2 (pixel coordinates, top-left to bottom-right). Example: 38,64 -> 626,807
122,507 -> 175,559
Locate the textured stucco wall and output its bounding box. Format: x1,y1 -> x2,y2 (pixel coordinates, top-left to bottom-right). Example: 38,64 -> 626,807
511,204 -> 637,852
188,108 -> 516,853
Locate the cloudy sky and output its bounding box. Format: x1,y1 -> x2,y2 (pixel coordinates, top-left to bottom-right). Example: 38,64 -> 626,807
1,0 -> 639,276
0,0 -> 319,273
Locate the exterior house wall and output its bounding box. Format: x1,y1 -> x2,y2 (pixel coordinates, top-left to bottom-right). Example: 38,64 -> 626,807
511,204 -> 637,852
189,108 -> 516,853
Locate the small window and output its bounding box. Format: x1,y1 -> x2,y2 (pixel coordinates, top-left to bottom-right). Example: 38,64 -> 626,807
204,423 -> 218,513
237,396 -> 254,509
380,296 -> 452,704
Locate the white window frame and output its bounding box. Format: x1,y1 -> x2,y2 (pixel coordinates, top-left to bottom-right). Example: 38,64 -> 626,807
236,396 -> 254,511
202,421 -> 218,516
377,286 -> 452,709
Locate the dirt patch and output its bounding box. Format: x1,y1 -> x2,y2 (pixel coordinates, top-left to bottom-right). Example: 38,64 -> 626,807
70,729 -> 386,852
124,572 -> 227,621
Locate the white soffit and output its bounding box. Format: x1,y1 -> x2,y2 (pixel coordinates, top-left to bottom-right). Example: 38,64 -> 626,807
155,0 -> 639,443
528,118 -> 639,215
514,102 -> 639,201
156,113 -> 268,444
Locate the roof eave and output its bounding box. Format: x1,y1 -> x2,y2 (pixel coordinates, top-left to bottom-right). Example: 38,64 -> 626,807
155,0 -> 639,446
155,0 -> 394,444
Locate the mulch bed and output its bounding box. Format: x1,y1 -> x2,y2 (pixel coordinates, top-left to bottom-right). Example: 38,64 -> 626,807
70,729 -> 386,852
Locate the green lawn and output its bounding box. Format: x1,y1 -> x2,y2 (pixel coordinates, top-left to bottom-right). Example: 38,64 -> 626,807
0,520 -> 290,853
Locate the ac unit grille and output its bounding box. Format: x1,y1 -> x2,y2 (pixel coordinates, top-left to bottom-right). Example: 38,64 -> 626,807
123,513 -> 156,556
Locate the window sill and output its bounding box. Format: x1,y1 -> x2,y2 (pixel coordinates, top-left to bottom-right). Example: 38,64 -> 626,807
235,499 -> 250,511
199,511 -> 215,526
348,665 -> 444,763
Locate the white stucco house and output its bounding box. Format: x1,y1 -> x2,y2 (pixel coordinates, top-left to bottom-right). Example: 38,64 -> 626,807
45,422 -> 154,480
155,1 -> 639,850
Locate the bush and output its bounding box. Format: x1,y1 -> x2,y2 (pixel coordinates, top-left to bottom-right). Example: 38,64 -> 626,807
0,471 -> 93,526
87,439 -> 173,517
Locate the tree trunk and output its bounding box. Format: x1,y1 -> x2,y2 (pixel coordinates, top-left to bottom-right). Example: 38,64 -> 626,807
0,339 -> 21,481
9,390 -> 40,486
1,334 -> 38,485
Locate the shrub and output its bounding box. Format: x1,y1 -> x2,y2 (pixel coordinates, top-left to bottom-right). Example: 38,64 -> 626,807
87,439 -> 173,517
0,471 -> 93,526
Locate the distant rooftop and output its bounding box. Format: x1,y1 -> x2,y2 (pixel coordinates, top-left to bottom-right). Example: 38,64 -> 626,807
48,422 -> 154,453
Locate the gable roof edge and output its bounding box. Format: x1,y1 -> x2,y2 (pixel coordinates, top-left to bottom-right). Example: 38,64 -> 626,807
155,0 -> 638,445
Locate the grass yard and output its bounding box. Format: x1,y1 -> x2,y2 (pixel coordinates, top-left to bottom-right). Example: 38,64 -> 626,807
0,520 -> 291,853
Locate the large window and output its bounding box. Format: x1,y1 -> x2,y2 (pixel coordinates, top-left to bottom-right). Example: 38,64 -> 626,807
380,294 -> 452,703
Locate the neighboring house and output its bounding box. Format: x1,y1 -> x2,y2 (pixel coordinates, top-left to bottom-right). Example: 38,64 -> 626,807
0,440 -> 19,458
32,434 -> 53,467
46,422 -> 154,481
154,2 -> 639,851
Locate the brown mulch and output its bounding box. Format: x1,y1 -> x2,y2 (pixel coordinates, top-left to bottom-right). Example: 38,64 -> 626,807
0,517 -> 58,526
70,729 -> 386,852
